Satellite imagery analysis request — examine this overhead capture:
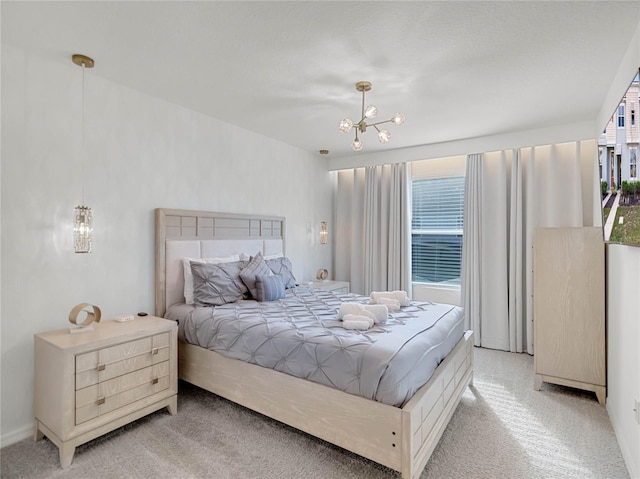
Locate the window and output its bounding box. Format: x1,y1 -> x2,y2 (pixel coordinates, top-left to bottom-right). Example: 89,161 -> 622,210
631,148 -> 637,179
618,105 -> 625,128
598,148 -> 603,179
411,177 -> 465,285
631,103 -> 636,126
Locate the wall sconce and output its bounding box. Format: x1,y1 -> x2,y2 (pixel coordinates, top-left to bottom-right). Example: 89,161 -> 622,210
320,221 -> 328,244
72,53 -> 94,253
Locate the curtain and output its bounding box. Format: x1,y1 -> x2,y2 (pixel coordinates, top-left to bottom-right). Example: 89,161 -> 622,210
335,163 -> 411,296
461,154 -> 483,347
461,140 -> 601,353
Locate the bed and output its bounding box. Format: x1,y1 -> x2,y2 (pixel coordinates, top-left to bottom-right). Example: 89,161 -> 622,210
154,208 -> 474,479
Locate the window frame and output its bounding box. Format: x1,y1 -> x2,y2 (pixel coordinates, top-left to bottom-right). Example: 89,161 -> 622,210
411,176 -> 465,287
618,104 -> 625,128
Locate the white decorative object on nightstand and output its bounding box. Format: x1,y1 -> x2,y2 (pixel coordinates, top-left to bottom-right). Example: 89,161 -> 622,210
34,316 -> 178,468
310,281 -> 350,293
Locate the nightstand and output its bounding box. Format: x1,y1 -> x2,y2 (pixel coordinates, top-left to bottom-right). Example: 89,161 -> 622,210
310,280 -> 350,293
34,316 -> 178,468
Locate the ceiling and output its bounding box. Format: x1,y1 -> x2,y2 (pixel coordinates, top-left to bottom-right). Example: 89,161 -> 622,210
3,1 -> 640,161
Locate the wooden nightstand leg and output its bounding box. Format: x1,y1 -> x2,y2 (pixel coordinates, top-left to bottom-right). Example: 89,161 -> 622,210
59,443 -> 76,468
33,421 -> 44,441
167,396 -> 177,416
595,386 -> 606,406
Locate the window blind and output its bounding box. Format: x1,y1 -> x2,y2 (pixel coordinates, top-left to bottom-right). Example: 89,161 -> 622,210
411,177 -> 465,285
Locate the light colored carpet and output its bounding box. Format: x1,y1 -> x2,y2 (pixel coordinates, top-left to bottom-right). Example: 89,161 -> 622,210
1,348 -> 629,479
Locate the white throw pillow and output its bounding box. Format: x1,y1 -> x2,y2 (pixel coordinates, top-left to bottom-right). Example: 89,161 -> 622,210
183,255 -> 240,304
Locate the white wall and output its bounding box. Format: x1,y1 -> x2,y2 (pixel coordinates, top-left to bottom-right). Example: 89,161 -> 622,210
606,244 -> 640,479
0,46 -> 334,446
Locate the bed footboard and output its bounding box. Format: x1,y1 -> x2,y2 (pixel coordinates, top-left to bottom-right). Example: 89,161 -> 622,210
178,330 -> 473,479
179,340 -> 404,471
401,330 -> 474,479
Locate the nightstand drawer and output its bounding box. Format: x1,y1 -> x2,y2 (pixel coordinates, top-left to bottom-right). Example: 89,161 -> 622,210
75,333 -> 169,389
75,361 -> 170,424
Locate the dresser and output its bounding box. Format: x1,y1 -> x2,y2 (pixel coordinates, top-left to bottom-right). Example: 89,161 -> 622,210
34,316 -> 178,467
309,280 -> 350,293
533,227 -> 606,404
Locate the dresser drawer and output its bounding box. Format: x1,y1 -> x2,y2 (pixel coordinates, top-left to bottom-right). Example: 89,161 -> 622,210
75,361 -> 170,424
75,333 -> 169,389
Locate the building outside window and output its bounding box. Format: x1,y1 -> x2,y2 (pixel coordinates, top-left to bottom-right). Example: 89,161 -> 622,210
630,147 -> 637,179
618,104 -> 625,128
598,148 -> 603,179
411,177 -> 464,285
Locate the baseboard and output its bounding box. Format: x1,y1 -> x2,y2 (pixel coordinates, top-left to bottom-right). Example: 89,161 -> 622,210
1,424 -> 32,448
607,403 -> 639,479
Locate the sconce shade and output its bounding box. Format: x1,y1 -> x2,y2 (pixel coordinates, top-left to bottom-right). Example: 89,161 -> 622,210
74,205 -> 93,253
320,221 -> 328,244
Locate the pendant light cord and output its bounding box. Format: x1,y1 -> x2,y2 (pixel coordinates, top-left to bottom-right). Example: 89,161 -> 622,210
81,61 -> 85,207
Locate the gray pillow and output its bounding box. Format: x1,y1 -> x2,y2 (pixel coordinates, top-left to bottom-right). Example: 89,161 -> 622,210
191,260 -> 249,307
239,252 -> 273,300
265,256 -> 296,289
255,275 -> 285,302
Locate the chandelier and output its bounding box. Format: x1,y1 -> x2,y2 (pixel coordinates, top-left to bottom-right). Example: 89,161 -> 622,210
338,81 -> 405,151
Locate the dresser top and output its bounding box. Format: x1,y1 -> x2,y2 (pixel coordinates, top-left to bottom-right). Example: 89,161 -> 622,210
34,316 -> 176,350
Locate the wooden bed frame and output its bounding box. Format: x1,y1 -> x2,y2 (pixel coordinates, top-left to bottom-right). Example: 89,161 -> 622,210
155,208 -> 474,479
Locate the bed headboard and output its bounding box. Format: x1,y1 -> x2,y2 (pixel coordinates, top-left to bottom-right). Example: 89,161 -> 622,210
155,208 -> 285,317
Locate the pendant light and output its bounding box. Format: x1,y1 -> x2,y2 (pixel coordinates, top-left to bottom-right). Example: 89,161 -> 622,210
72,54 -> 94,253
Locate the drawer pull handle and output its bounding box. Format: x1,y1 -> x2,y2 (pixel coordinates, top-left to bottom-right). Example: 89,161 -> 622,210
151,378 -> 159,385
97,397 -> 105,405
96,364 -> 106,371
151,348 -> 159,355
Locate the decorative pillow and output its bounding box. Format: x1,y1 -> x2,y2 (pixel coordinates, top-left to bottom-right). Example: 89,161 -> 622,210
239,252 -> 273,299
190,260 -> 249,307
265,256 -> 296,289
255,275 -> 285,302
183,255 -> 240,304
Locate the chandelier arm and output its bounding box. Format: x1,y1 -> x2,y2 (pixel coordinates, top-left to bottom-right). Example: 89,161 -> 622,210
368,118 -> 396,128
361,89 -> 366,123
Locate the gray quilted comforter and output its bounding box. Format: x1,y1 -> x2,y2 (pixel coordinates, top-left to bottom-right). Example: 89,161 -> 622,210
173,286 -> 464,407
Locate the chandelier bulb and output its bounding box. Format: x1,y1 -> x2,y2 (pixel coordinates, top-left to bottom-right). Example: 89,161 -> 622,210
364,105 -> 378,119
391,113 -> 405,125
351,137 -> 363,151
339,118 -> 353,133
377,129 -> 391,144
